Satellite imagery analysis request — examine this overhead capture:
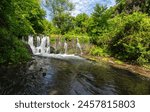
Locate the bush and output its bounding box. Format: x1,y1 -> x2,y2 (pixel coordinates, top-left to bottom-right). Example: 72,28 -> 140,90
0,36 -> 31,64
90,12 -> 150,65
109,12 -> 150,64
90,46 -> 107,57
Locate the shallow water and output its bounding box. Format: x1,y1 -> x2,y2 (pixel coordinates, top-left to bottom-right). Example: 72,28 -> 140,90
0,56 -> 150,95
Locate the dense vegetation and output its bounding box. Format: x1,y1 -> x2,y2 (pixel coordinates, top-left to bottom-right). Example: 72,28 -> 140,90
0,0 -> 150,66
0,0 -> 48,64
44,0 -> 150,65
88,0 -> 150,65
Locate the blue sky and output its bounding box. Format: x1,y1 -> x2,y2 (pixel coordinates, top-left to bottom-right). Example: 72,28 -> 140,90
70,0 -> 116,16
43,0 -> 116,20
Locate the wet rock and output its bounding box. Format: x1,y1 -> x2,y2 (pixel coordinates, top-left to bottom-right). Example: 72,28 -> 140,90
50,46 -> 55,53
28,65 -> 34,70
24,43 -> 33,55
49,90 -> 58,95
42,72 -> 46,77
39,68 -> 43,71
31,75 -> 36,79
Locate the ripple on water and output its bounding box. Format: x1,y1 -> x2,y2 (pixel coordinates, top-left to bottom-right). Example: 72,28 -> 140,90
0,56 -> 150,95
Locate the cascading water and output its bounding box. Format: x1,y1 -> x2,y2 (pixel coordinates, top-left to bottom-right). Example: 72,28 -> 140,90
28,35 -> 50,55
46,36 -> 50,54
37,36 -> 41,47
76,38 -> 83,55
27,35 -> 83,59
28,35 -> 36,54
64,40 -> 68,54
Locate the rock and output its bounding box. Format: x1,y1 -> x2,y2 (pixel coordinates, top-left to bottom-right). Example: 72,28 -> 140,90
50,46 -> 55,53
31,75 -> 36,79
24,43 -> 33,55
39,67 -> 43,71
42,72 -> 46,77
109,60 -> 114,64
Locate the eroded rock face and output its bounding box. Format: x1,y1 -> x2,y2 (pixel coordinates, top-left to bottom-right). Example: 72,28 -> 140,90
24,43 -> 33,55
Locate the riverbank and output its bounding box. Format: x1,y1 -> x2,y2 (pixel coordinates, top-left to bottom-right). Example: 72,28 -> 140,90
83,55 -> 150,78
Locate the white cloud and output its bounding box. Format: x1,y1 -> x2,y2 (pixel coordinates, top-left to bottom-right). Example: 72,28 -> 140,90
70,0 -> 116,16
44,0 -> 116,20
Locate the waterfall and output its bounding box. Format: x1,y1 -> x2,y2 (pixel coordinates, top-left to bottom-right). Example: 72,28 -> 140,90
46,36 -> 50,47
27,35 -> 83,58
28,35 -> 51,55
46,36 -> 50,54
76,38 -> 83,55
28,35 -> 36,54
64,40 -> 68,54
37,36 -> 41,47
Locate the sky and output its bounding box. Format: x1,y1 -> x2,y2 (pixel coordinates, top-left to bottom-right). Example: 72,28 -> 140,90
43,0 -> 116,20
70,0 -> 116,16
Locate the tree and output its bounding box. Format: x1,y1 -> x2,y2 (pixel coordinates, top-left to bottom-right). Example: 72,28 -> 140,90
88,4 -> 109,37
92,4 -> 107,26
44,0 -> 74,18
0,0 -> 47,64
52,13 -> 74,34
74,13 -> 89,34
12,0 -> 46,37
43,0 -> 74,34
115,0 -> 124,4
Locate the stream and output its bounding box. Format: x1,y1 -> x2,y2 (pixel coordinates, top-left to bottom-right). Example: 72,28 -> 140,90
0,55 -> 150,95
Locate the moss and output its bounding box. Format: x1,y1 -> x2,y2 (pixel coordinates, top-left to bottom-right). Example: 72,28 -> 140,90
114,60 -> 124,64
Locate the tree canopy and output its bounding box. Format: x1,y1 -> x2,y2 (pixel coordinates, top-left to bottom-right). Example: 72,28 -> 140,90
0,0 -> 47,64
0,0 -> 150,65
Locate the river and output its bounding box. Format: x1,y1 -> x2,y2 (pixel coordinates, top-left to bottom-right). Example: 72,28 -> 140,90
0,56 -> 150,95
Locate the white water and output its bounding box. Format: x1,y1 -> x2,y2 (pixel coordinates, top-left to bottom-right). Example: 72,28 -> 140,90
37,36 -> 41,47
28,35 -> 36,53
28,36 -> 83,59
76,38 -> 83,55
64,40 -> 68,54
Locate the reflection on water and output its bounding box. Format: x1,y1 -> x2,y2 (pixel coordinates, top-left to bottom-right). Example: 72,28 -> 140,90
0,56 -> 150,95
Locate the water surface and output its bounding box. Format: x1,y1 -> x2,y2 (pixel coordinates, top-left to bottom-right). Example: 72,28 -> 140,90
0,56 -> 150,95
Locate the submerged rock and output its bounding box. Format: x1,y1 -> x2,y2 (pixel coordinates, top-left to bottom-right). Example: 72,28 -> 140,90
42,72 -> 46,77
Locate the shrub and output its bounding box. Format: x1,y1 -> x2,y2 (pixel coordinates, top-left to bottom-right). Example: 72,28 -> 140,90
90,46 -> 107,57
109,12 -> 150,64
90,12 -> 150,65
0,36 -> 31,64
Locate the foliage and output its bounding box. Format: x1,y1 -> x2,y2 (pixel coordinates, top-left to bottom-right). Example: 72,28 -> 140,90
90,46 -> 107,57
44,0 -> 74,18
90,12 -> 150,65
52,13 -> 74,34
0,35 -> 31,64
42,20 -> 53,35
114,0 -> 150,15
109,12 -> 150,64
74,13 -> 89,34
0,0 -> 47,64
44,0 -> 75,35
88,4 -> 109,37
1,0 -> 150,66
